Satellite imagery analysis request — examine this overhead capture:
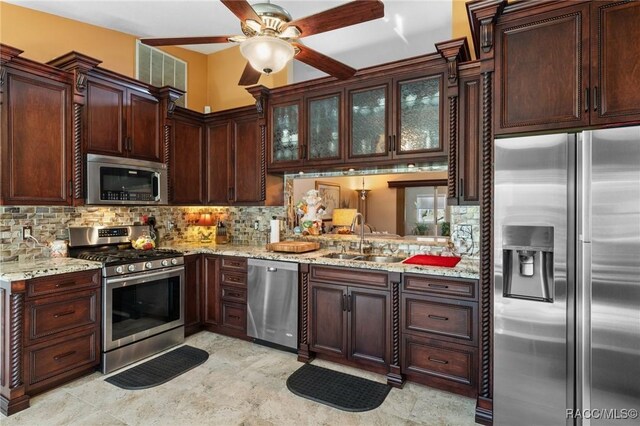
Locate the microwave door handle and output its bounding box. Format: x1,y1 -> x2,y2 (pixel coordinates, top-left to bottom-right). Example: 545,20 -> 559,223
152,172 -> 160,201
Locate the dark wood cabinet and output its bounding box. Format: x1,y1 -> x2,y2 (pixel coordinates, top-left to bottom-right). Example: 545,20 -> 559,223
202,255 -> 220,327
171,109 -> 204,205
309,282 -> 347,357
308,265 -> 391,374
263,54 -> 449,173
205,107 -> 266,205
495,1 -> 640,135
22,270 -> 101,395
590,1 -> 640,126
449,62 -> 482,205
0,53 -> 73,206
200,254 -> 248,339
85,74 -> 161,162
401,274 -> 479,397
184,254 -> 203,336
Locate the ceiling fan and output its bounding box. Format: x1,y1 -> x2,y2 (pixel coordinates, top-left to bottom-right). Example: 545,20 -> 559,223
140,0 -> 384,86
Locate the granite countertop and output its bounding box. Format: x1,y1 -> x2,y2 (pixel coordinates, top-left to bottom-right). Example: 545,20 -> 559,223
0,257 -> 103,283
163,242 -> 480,280
0,242 -> 479,283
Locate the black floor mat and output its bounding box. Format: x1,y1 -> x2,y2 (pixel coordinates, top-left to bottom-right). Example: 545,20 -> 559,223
286,363 -> 391,412
105,345 -> 209,390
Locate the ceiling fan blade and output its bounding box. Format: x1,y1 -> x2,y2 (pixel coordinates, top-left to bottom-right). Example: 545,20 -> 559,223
285,0 -> 384,38
221,0 -> 263,26
238,62 -> 262,86
140,36 -> 233,46
292,43 -> 356,80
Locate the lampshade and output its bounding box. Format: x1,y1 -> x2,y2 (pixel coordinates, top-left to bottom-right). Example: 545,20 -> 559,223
239,36 -> 294,75
332,209 -> 357,227
198,213 -> 214,226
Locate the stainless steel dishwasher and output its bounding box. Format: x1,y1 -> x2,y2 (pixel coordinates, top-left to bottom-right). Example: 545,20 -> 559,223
247,259 -> 298,350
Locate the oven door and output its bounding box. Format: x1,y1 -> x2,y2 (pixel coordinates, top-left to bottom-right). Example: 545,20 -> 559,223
103,266 -> 184,352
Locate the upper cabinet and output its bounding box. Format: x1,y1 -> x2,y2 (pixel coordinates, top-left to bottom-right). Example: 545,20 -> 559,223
170,109 -> 205,205
0,47 -> 74,206
264,55 -> 449,172
495,0 -> 640,135
205,106 -> 274,206
86,75 -> 161,162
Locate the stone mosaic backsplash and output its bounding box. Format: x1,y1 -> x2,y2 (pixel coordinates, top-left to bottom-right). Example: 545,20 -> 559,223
0,203 -> 478,263
0,205 -> 285,262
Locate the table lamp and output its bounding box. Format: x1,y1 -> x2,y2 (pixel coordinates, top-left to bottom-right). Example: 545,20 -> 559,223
332,209 -> 357,234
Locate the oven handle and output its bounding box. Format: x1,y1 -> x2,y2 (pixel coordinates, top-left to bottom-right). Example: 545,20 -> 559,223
105,266 -> 184,287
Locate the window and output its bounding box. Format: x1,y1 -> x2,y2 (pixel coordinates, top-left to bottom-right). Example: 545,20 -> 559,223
404,186 -> 449,237
136,41 -> 187,108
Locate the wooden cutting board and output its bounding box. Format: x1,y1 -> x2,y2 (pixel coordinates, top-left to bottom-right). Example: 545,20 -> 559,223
266,241 -> 320,253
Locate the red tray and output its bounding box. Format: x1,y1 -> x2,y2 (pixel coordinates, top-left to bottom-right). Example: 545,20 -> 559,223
402,254 -> 462,268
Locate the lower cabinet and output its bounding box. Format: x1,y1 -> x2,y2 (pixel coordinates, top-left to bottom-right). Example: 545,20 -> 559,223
401,274 -> 479,397
23,271 -> 101,394
184,254 -> 203,336
307,265 -> 393,376
184,254 -> 248,339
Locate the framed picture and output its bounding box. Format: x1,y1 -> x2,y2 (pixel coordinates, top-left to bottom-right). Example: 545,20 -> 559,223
315,181 -> 341,221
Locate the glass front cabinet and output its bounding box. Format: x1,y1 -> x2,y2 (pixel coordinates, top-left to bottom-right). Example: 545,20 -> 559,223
270,99 -> 302,168
267,67 -> 446,171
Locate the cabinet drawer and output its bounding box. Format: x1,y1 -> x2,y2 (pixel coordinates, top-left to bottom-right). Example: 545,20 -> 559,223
403,274 -> 477,300
221,256 -> 247,272
403,294 -> 477,345
25,289 -> 99,344
220,270 -> 246,287
26,270 -> 101,299
221,285 -> 246,303
310,265 -> 389,290
25,329 -> 99,388
402,334 -> 476,389
222,302 -> 246,331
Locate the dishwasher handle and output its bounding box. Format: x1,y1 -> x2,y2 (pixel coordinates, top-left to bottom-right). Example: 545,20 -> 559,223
267,267 -> 278,272
247,258 -> 299,272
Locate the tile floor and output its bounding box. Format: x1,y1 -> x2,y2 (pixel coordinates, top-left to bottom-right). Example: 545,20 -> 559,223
1,332 -> 478,425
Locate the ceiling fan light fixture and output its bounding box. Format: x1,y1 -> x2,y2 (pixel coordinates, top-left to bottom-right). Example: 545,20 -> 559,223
240,35 -> 294,75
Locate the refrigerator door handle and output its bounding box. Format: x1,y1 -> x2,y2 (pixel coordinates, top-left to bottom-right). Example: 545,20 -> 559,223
576,132 -> 593,425
578,132 -> 592,244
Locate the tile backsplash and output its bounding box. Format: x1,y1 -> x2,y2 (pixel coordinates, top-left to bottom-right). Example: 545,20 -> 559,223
0,205 -> 285,262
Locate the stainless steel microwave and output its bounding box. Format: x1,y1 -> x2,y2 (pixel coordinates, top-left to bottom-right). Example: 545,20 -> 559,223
86,154 -> 168,205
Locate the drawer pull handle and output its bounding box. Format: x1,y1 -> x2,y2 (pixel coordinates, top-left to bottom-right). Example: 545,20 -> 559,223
428,357 -> 448,365
55,281 -> 76,288
54,350 -> 76,361
228,292 -> 241,298
428,314 -> 449,321
428,283 -> 449,289
53,310 -> 76,318
229,315 -> 241,320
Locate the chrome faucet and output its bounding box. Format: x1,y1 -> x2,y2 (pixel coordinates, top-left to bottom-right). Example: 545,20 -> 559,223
350,212 -> 366,254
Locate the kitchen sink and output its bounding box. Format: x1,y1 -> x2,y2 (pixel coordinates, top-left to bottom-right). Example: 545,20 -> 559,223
321,253 -> 363,260
354,255 -> 406,263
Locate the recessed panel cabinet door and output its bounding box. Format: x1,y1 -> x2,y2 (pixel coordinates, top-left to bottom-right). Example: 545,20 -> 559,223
310,282 -> 347,357
202,255 -> 220,326
2,72 -> 71,205
85,79 -> 125,156
205,122 -> 231,205
233,115 -> 263,203
184,254 -> 202,335
128,91 -> 161,162
590,1 -> 640,125
171,116 -> 204,204
494,3 -> 590,134
348,287 -> 390,367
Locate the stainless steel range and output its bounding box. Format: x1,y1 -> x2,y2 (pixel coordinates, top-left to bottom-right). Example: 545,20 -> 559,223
68,225 -> 184,374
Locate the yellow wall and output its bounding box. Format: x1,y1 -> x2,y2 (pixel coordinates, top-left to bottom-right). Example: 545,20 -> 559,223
207,45 -> 290,112
0,1 -> 208,112
452,0 -> 475,59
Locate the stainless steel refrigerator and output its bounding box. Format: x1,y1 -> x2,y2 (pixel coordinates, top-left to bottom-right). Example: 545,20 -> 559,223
494,127 -> 640,425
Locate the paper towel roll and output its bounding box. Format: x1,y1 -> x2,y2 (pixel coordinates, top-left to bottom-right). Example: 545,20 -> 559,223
270,219 -> 280,243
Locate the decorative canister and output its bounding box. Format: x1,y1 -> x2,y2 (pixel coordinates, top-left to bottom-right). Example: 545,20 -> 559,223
50,239 -> 68,258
